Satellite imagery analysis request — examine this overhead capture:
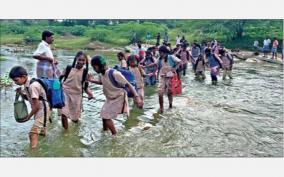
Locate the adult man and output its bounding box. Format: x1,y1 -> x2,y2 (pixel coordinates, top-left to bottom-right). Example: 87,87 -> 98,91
33,30 -> 60,78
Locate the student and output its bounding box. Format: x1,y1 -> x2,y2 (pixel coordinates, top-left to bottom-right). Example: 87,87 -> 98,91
9,66 -> 51,149
59,51 -> 93,129
144,46 -> 181,113
271,37 -> 279,59
178,43 -> 190,76
140,51 -> 157,86
195,54 -> 206,80
88,56 -> 143,135
117,52 -> 128,69
128,55 -> 146,104
220,49 -> 233,80
190,42 -> 201,73
205,48 -> 223,85
135,42 -> 145,63
33,30 -> 60,79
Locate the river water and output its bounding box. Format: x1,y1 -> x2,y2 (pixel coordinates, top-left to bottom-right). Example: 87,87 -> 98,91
0,47 -> 283,157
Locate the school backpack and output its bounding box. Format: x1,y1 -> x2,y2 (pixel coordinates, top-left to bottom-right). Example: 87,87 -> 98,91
59,65 -> 89,94
158,54 -> 177,71
30,78 -> 65,109
28,78 -> 65,127
108,65 -> 138,98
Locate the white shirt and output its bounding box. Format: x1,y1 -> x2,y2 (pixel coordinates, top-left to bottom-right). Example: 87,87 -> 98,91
176,37 -> 181,44
33,40 -> 54,60
263,39 -> 269,46
253,40 -> 259,47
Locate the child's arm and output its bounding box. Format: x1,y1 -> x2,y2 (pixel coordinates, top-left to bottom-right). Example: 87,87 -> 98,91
18,98 -> 40,123
87,74 -> 102,85
84,87 -> 94,100
125,82 -> 143,108
139,65 -> 147,77
16,88 -> 28,100
143,62 -> 157,68
214,53 -> 223,64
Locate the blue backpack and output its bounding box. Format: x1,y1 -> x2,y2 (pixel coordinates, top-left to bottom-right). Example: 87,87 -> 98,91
30,77 -> 65,109
108,66 -> 138,98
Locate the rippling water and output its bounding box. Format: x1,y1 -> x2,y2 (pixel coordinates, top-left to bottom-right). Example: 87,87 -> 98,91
0,49 -> 283,157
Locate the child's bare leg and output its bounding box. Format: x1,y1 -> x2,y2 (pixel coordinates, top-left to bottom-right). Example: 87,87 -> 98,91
168,93 -> 173,108
202,72 -> 206,80
29,132 -> 38,149
222,70 -> 227,80
102,119 -> 108,131
159,94 -> 164,113
105,119 -> 117,135
61,114 -> 68,129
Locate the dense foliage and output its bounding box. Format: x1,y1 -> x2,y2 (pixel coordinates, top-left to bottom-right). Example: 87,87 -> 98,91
0,19 -> 282,50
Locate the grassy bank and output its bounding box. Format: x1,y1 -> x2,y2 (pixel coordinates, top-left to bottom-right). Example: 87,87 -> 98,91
1,20 -> 282,51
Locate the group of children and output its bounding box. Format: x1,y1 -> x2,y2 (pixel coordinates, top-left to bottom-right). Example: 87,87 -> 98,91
9,31 -> 234,149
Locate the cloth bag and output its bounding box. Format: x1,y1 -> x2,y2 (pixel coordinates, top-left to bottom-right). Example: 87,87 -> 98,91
169,74 -> 182,96
14,92 -> 28,122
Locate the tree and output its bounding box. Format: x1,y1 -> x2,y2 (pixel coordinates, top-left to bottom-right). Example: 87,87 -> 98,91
223,20 -> 247,39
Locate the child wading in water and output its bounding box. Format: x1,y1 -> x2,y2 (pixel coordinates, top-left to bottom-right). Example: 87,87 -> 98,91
219,49 -> 234,80
195,54 -> 206,80
59,51 -> 93,129
140,51 -> 158,86
88,56 -> 143,135
117,52 -> 128,69
144,46 -> 181,113
205,48 -> 223,85
9,66 -> 51,149
128,54 -> 146,105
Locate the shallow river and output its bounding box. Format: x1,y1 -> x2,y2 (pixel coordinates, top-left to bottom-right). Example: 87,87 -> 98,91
0,48 -> 283,157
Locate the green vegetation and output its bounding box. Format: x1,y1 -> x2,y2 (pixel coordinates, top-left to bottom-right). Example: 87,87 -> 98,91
0,20 -> 282,50
0,56 -> 7,61
0,73 -> 12,88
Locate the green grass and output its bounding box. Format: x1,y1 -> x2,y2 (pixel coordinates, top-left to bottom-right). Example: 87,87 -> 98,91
54,37 -> 91,50
0,34 -> 24,44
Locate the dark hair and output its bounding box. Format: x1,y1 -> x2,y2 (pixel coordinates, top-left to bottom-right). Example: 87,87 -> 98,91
219,49 -> 226,56
91,55 -> 107,74
145,51 -> 154,63
127,54 -> 139,67
9,66 -> 28,78
205,48 -> 212,57
42,30 -> 54,41
72,51 -> 88,70
117,52 -> 125,60
159,45 -> 170,54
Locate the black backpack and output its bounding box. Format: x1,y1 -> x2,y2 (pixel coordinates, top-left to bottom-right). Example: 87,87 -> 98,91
59,65 -> 89,94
